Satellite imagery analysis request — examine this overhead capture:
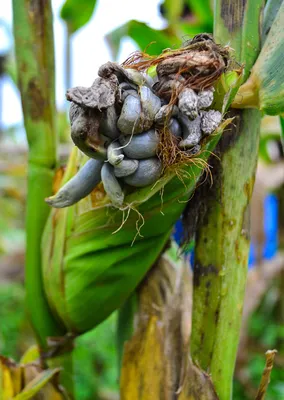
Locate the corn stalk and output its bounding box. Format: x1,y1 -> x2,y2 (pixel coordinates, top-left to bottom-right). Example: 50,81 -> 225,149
12,0 -> 74,396
190,1 -> 263,399
13,0 -> 64,349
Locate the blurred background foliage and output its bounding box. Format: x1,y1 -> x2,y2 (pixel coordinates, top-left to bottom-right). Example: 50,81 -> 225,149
0,0 -> 283,399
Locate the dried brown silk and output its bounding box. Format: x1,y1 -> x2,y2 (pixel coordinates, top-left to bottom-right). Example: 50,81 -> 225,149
121,37 -> 230,172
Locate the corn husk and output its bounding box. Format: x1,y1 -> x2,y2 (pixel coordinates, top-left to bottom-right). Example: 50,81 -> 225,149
233,2 -> 284,115
0,349 -> 65,400
120,246 -> 218,400
42,118 -> 231,334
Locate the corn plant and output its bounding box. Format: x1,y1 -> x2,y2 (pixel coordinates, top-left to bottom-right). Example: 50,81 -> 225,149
3,0 -> 284,399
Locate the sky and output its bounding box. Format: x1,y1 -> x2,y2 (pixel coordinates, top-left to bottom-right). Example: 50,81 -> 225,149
0,0 -> 165,129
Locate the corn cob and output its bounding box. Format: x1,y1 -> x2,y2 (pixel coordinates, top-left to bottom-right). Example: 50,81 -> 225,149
42,37 -> 238,335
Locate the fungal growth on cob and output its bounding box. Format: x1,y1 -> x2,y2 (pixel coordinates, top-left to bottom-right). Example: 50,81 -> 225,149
46,35 -> 230,209
42,35 -> 238,334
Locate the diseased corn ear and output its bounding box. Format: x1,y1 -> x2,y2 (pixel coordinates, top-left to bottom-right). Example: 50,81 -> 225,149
41,39 -> 239,334
45,159 -> 103,208
233,2 -> 284,115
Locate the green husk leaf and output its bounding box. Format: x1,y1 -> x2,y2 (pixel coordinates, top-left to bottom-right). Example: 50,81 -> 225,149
213,70 -> 244,113
42,118 -> 231,333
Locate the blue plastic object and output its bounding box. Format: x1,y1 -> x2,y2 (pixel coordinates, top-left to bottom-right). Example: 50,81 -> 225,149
249,193 -> 278,267
173,218 -> 183,245
173,193 -> 279,268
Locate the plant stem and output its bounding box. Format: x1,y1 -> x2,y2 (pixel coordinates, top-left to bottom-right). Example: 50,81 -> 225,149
13,0 -> 65,349
190,1 -> 264,399
65,26 -> 72,93
192,109 -> 260,400
49,352 -> 75,396
13,1 -> 74,395
255,350 -> 277,400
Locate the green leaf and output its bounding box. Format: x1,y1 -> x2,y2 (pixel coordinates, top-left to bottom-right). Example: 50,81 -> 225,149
13,369 -> 60,400
179,23 -> 209,38
262,0 -> 283,44
258,133 -> 281,164
19,346 -> 40,365
235,2 -> 284,115
163,0 -> 184,24
106,21 -> 176,60
186,0 -> 213,27
60,0 -> 98,34
255,2 -> 284,115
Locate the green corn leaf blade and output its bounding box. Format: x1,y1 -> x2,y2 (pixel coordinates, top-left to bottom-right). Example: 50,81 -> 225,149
254,1 -> 284,115
106,18 -> 212,63
259,134 -> 277,164
42,119 -> 231,334
180,23 -> 211,38
186,0 -> 213,29
106,21 -> 177,60
60,0 -> 98,34
19,346 -> 40,365
262,0 -> 283,44
234,1 -> 284,115
13,368 -> 61,400
214,0 -> 264,116
163,0 -> 184,25
106,8 -> 213,63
